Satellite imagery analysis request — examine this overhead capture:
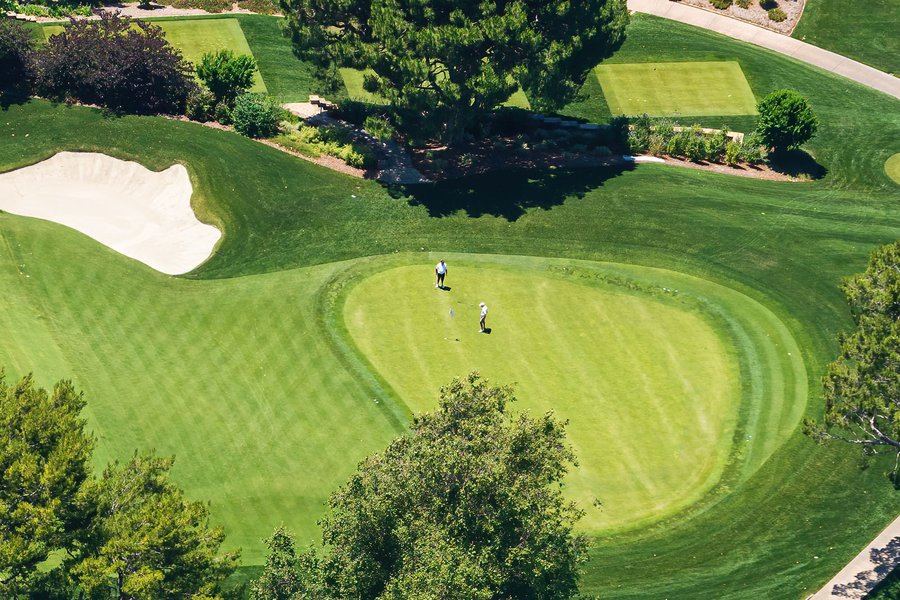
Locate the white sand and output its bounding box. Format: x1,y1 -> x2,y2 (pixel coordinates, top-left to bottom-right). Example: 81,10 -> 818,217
0,152 -> 221,275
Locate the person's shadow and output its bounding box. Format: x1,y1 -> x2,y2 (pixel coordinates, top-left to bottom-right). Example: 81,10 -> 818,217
439,286 -> 452,292
482,328 -> 492,335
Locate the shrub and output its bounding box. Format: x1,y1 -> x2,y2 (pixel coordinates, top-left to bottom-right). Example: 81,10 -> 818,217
0,19 -> 34,90
682,127 -> 706,162
767,7 -> 787,21
169,0 -> 230,11
724,140 -> 742,165
363,115 -> 395,141
272,124 -> 376,168
231,93 -> 280,138
755,89 -> 818,153
710,0 -> 732,9
707,127 -> 730,161
607,115 -> 630,152
759,0 -> 776,8
196,49 -> 257,105
185,85 -> 216,122
735,0 -> 752,7
237,0 -> 278,13
628,113 -> 653,154
33,13 -> 194,115
214,101 -> 232,125
740,132 -> 766,164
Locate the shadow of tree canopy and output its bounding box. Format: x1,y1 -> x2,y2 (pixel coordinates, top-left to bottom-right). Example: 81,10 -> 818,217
767,149 -> 827,180
385,163 -> 634,221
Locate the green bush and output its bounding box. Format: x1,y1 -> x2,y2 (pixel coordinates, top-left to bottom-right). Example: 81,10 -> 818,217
169,0 -> 230,11
628,113 -> 653,154
0,19 -> 34,89
231,93 -> 280,138
710,0 -> 733,9
214,101 -> 232,125
196,49 -> 257,105
768,7 -> 787,21
707,127 -> 730,161
237,0 -> 278,13
272,124 -> 376,168
740,132 -> 766,164
735,0 -> 752,7
363,115 -> 396,141
756,89 -> 818,153
724,141 -> 742,165
185,86 -> 216,122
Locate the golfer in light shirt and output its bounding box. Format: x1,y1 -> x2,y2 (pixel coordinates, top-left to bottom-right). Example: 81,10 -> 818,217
435,259 -> 447,289
479,302 -> 488,333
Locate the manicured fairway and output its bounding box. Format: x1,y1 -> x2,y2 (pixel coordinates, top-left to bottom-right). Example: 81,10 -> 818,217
342,257 -> 805,530
43,18 -> 267,93
594,61 -> 758,116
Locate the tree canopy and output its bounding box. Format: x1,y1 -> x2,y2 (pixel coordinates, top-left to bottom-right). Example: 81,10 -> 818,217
196,49 -> 258,105
281,0 -> 628,140
805,241 -> 900,474
254,373 -> 589,599
34,12 -> 194,115
0,371 -> 238,598
0,374 -> 94,595
755,89 -> 818,153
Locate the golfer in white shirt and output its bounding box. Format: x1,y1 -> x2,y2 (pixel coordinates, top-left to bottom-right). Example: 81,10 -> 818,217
435,259 -> 447,289
479,302 -> 488,333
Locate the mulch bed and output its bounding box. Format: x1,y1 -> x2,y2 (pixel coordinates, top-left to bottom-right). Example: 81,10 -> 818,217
677,0 -> 805,34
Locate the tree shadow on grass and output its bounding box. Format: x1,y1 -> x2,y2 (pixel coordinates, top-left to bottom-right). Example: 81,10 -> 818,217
767,149 -> 827,180
384,162 -> 634,221
0,87 -> 31,111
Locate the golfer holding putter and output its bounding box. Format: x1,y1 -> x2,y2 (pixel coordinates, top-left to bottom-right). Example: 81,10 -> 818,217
479,302 -> 488,333
435,259 -> 448,289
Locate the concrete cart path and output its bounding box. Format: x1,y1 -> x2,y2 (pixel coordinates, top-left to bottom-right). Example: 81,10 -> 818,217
626,0 -> 900,100
808,513 -> 900,599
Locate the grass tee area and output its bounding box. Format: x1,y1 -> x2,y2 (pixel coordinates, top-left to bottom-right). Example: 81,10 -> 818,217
1,12 -> 899,599
594,61 -> 758,117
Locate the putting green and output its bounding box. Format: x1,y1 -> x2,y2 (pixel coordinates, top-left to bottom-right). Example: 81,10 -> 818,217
594,61 -> 758,117
42,19 -> 266,93
341,255 -> 807,530
886,153 -> 900,184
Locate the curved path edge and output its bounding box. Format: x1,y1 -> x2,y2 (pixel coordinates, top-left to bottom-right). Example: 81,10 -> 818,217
808,514 -> 900,599
626,0 -> 900,100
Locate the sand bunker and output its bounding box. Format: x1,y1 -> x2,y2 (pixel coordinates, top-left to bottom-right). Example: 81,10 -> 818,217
0,152 -> 220,275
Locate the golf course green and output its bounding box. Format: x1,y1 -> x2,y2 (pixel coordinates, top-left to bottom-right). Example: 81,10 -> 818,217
1,10 -> 898,599
341,257 -> 805,531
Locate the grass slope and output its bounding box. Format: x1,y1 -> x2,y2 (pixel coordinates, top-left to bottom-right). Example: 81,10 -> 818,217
594,61 -> 757,116
793,0 -> 899,75
0,13 -> 898,598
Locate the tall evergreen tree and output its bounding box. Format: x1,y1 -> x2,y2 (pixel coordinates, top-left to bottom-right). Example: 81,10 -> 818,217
282,0 -> 628,141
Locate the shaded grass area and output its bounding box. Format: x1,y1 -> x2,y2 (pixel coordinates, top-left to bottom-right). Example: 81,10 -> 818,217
594,61 -> 757,116
793,0 -> 899,75
0,13 -> 898,598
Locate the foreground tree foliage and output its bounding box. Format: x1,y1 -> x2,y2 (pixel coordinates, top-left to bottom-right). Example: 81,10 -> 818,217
0,19 -> 34,90
255,373 -> 589,599
755,89 -> 818,154
34,12 -> 194,114
805,241 -> 900,473
0,374 -> 93,595
282,0 -> 628,141
0,372 -> 237,598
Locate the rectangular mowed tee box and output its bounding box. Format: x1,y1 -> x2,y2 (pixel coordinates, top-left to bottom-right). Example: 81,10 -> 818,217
595,61 -> 757,117
43,18 -> 267,94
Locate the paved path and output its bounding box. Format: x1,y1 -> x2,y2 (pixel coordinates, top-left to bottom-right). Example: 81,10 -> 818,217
626,0 -> 900,100
807,514 -> 900,599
